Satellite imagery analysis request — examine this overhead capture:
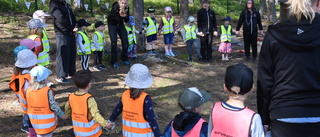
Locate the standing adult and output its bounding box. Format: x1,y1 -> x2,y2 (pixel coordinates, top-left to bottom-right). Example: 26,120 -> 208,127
257,0 -> 320,136
107,0 -> 130,68
50,0 -> 77,83
235,0 -> 264,62
197,0 -> 218,62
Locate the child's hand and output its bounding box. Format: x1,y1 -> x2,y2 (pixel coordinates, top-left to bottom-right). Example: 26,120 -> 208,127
198,32 -> 204,37
61,114 -> 68,120
105,123 -> 115,130
214,31 -> 218,37
236,31 -> 240,35
142,30 -> 145,35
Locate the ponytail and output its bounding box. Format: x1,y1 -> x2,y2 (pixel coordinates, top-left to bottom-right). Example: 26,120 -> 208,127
130,88 -> 142,100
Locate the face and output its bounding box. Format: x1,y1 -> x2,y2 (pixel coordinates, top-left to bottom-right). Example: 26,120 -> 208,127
119,0 -> 128,8
165,11 -> 172,16
81,26 -> 88,30
247,0 -> 252,9
224,20 -> 229,25
148,12 -> 154,17
203,2 -> 209,9
97,25 -> 105,31
189,21 -> 194,25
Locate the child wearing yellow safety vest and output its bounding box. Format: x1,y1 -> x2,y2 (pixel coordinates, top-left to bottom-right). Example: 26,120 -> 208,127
77,19 -> 92,72
65,70 -> 114,136
92,21 -> 107,71
218,16 -> 234,61
142,7 -> 158,55
158,6 -> 176,57
126,16 -> 140,60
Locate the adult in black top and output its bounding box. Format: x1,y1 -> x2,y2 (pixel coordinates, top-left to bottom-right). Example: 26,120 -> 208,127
257,0 -> 320,136
50,0 -> 77,83
107,0 -> 130,68
236,0 -> 263,62
197,0 -> 218,62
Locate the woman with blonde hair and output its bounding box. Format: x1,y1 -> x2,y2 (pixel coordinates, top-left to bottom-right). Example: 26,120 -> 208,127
257,0 -> 320,136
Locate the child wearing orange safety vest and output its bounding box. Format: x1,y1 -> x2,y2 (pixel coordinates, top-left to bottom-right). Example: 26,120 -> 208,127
64,70 -> 114,137
108,63 -> 161,137
162,87 -> 212,137
9,49 -> 38,135
208,63 -> 264,137
26,65 -> 67,137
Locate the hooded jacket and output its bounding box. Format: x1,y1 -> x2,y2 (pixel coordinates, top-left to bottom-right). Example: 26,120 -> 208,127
49,0 -> 76,35
107,2 -> 129,25
257,13 -> 320,125
162,112 -> 208,137
197,8 -> 217,34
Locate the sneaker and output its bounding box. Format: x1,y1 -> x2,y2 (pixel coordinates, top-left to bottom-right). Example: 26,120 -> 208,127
66,75 -> 73,79
47,82 -> 54,87
152,50 -> 158,55
55,78 -> 70,83
197,56 -> 202,60
93,66 -> 101,71
252,57 -> 257,62
113,63 -> 120,68
165,52 -> 171,56
189,58 -> 193,62
245,56 -> 250,61
169,51 -> 175,57
147,51 -> 151,55
99,64 -> 107,70
21,127 -> 29,133
222,57 -> 225,61
123,61 -> 131,65
225,57 -> 229,61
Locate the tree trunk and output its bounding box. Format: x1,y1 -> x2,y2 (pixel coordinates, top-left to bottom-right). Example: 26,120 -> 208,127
133,0 -> 145,52
177,0 -> 189,39
267,0 -> 277,23
259,0 -> 267,19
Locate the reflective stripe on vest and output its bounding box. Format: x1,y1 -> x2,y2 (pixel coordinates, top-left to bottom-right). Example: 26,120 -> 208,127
171,118 -> 205,137
125,26 -> 137,45
93,31 -> 104,51
42,28 -> 50,52
161,17 -> 174,34
210,102 -> 255,137
77,31 -> 92,55
146,17 -> 157,36
220,25 -> 232,42
184,25 -> 197,41
28,35 -> 50,66
122,90 -> 154,136
9,73 -> 31,113
27,87 -> 57,134
69,93 -> 102,137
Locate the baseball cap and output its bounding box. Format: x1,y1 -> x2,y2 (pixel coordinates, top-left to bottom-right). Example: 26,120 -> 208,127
225,63 -> 253,95
33,10 -> 50,19
129,16 -> 136,26
28,19 -> 48,29
188,16 -> 195,22
77,19 -> 91,28
30,65 -> 52,82
178,87 -> 212,110
147,7 -> 155,13
164,6 -> 172,13
222,16 -> 231,21
19,39 -> 41,50
15,49 -> 38,68
94,21 -> 106,28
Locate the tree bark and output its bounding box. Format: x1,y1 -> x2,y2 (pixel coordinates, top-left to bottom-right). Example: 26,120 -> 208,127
133,0 -> 145,52
177,0 -> 189,39
267,0 -> 277,23
259,0 -> 267,19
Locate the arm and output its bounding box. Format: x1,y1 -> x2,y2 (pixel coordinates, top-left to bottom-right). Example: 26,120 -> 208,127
64,101 -> 71,116
109,98 -> 123,122
77,33 -> 85,53
173,17 -> 177,32
88,97 -> 108,127
49,1 -> 73,32
93,33 -> 99,50
256,11 -> 264,36
158,18 -> 164,33
250,113 -> 265,137
143,95 -> 161,137
181,27 -> 186,42
200,122 -> 208,137
162,121 -> 173,137
48,89 -> 65,118
207,115 -> 213,137
211,10 -> 217,31
197,10 -> 202,33
236,10 -> 245,31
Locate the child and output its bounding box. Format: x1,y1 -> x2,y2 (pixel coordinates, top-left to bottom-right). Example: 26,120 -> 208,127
181,16 -> 202,62
64,70 -> 114,136
27,18 -> 50,67
125,16 -> 139,60
26,65 -> 67,137
163,87 -> 212,137
218,16 -> 234,61
208,63 -> 264,137
33,10 -> 51,54
76,19 -> 92,72
142,7 -> 158,55
92,21 -> 107,71
158,6 -> 176,56
108,63 -> 161,137
9,49 -> 38,135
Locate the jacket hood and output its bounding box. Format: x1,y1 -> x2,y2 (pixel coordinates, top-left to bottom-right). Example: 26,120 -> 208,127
267,14 -> 320,52
172,112 -> 200,136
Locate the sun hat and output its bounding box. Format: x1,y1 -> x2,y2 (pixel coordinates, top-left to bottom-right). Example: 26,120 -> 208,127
28,19 -> 48,29
225,63 -> 253,95
188,16 -> 195,22
129,16 -> 136,26
19,39 -> 41,50
33,10 -> 50,19
15,49 -> 38,68
164,6 -> 172,13
77,19 -> 91,28
222,16 -> 231,21
13,45 -> 29,61
125,63 -> 153,89
147,7 -> 155,13
178,87 -> 212,110
30,65 -> 52,82
94,21 -> 106,28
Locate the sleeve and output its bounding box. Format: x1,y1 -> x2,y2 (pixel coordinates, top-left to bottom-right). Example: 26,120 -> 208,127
64,101 -> 71,117
88,97 -> 108,127
207,114 -> 213,137
158,17 -> 164,32
123,7 -> 130,23
162,121 -> 173,137
197,10 -> 202,32
109,98 -> 123,122
143,95 -> 161,137
181,27 -> 187,42
256,11 -> 263,30
93,33 -> 99,50
48,89 -> 65,117
23,80 -> 30,95
49,1 -> 73,32
257,32 -> 274,125
236,11 -> 245,31
250,113 -> 265,137
34,37 -> 43,56
173,18 -> 177,31
142,18 -> 148,30
200,122 -> 208,137
211,10 -> 217,31
77,33 -> 85,52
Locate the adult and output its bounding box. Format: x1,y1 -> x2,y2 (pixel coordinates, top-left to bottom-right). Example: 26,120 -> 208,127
197,0 -> 218,62
257,0 -> 320,136
235,0 -> 264,62
107,0 -> 130,68
50,0 -> 77,83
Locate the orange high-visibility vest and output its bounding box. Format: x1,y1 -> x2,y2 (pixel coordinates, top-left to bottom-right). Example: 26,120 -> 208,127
122,90 -> 154,137
9,73 -> 31,114
27,87 -> 58,134
171,118 -> 205,137
69,93 -> 102,137
210,102 -> 255,137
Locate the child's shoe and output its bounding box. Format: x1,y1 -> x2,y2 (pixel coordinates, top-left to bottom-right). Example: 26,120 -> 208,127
152,50 -> 158,55
147,51 -> 151,55
169,51 -> 175,57
93,66 -> 101,71
165,52 -> 171,56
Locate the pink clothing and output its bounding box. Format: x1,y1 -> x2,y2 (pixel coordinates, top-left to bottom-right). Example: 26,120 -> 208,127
171,118 -> 205,137
218,42 -> 232,53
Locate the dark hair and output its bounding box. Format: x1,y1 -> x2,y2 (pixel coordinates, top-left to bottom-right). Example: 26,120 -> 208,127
74,70 -> 91,89
203,0 -> 210,4
129,88 -> 142,100
244,0 -> 256,11
13,66 -> 23,75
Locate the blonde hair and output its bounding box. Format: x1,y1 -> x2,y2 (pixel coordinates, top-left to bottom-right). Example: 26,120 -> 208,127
31,76 -> 46,90
287,0 -> 317,22
29,28 -> 43,38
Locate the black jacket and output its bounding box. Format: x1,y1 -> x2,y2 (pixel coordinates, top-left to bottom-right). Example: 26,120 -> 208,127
257,14 -> 320,125
236,9 -> 263,33
49,0 -> 76,35
107,2 -> 129,25
197,8 -> 217,34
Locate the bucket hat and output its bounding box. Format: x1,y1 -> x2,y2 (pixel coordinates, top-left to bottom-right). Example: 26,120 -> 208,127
225,63 -> 253,95
30,65 -> 52,82
15,49 -> 38,68
125,63 -> 153,89
28,19 -> 48,29
178,87 -> 212,110
19,39 -> 41,50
